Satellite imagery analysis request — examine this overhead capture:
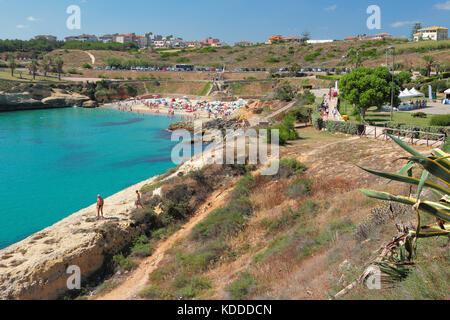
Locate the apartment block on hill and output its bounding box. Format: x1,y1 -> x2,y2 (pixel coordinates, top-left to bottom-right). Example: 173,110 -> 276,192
414,26 -> 448,41
64,34 -> 98,42
202,37 -> 221,46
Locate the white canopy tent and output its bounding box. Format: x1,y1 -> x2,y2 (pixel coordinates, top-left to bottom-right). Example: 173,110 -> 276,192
409,88 -> 425,97
398,88 -> 424,99
444,88 -> 450,104
399,88 -> 412,99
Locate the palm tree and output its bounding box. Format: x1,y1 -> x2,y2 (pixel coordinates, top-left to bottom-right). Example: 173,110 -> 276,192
347,48 -> 363,68
8,58 -> 17,77
28,60 -> 39,80
40,57 -> 53,77
55,57 -> 64,80
423,55 -> 435,77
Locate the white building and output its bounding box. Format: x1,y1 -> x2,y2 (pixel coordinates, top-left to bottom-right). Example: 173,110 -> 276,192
116,34 -> 135,43
99,34 -> 116,43
64,36 -> 79,42
414,26 -> 448,41
153,40 -> 168,48
78,34 -> 98,42
135,36 -> 148,48
307,40 -> 333,44
164,38 -> 185,47
145,33 -> 153,47
186,41 -> 201,48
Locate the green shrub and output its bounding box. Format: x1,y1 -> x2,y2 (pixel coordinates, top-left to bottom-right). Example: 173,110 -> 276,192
278,158 -> 307,177
226,272 -> 256,300
265,57 -> 280,63
131,207 -> 160,228
96,280 -> 120,294
304,52 -> 320,61
411,112 -> 427,118
324,120 -> 365,135
267,115 -> 299,145
176,57 -> 190,63
231,173 -> 254,199
113,254 -> 137,272
173,275 -> 212,299
289,106 -> 312,123
139,285 -> 163,299
82,62 -> 92,69
191,198 -> 252,240
299,200 -> 319,218
130,235 -> 153,257
312,112 -> 323,130
429,114 -> 450,127
316,74 -> 342,81
67,68 -> 79,74
176,240 -> 228,271
286,178 -> 312,198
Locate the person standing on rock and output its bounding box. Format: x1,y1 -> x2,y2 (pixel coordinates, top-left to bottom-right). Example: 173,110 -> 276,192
97,194 -> 104,219
135,190 -> 144,209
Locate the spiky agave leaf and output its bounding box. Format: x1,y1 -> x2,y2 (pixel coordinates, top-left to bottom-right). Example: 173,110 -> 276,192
409,224 -> 450,238
441,195 -> 450,204
359,189 -> 450,222
375,261 -> 411,283
431,149 -> 450,171
400,156 -> 450,186
386,161 -> 415,185
416,171 -> 428,201
357,166 -> 450,195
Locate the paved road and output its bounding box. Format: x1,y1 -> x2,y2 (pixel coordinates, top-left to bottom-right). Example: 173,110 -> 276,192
403,102 -> 450,115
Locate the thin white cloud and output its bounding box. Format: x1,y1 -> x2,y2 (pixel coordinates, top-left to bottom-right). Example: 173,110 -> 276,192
324,5 -> 337,11
26,16 -> 38,22
434,1 -> 450,10
16,24 -> 27,29
390,21 -> 419,28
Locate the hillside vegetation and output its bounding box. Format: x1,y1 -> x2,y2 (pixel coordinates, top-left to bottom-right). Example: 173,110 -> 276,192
44,39 -> 450,73
88,121 -> 448,300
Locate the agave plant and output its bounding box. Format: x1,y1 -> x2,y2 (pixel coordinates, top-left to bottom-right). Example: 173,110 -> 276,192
358,134 -> 450,261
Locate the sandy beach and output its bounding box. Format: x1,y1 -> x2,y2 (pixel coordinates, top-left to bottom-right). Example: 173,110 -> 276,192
102,96 -> 247,121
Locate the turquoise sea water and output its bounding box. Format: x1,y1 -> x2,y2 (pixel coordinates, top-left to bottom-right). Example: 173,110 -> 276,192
0,107 -> 182,249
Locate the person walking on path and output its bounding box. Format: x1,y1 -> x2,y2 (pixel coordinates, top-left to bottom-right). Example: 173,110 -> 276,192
97,194 -> 104,219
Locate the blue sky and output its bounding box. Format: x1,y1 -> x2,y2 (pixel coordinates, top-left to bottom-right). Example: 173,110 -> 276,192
0,0 -> 449,43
